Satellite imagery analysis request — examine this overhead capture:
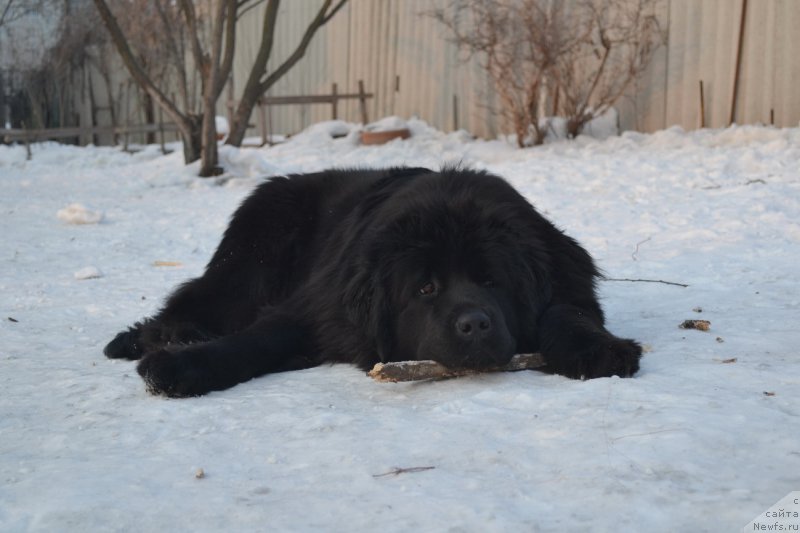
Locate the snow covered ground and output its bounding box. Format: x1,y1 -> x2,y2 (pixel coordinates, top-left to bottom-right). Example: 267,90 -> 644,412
1,119 -> 799,532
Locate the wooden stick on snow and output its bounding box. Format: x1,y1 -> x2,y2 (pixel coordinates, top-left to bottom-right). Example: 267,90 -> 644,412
368,353 -> 546,383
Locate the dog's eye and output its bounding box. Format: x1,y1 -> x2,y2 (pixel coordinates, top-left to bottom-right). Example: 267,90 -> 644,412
419,282 -> 438,296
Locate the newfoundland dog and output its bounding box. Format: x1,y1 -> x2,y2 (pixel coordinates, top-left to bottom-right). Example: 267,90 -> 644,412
105,167 -> 641,396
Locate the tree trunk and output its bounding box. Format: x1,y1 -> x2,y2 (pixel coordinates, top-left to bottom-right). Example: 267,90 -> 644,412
226,0 -> 348,147
196,0 -> 228,178
197,112 -> 220,177
225,0 -> 281,147
87,67 -> 99,146
94,0 -> 200,166
179,113 -> 203,165
227,89 -> 260,147
143,92 -> 156,144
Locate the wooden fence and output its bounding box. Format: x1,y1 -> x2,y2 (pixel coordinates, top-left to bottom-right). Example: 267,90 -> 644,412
4,82 -> 373,153
1,122 -> 180,159
2,82 -> 374,158
233,81 -> 373,146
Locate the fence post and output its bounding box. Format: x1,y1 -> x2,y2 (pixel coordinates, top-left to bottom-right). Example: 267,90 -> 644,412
332,83 -> 338,120
123,85 -> 130,152
358,80 -> 369,124
22,121 -> 32,161
158,107 -> 166,154
453,94 -> 459,131
699,80 -> 705,129
267,97 -> 274,146
729,0 -> 747,125
258,97 -> 268,146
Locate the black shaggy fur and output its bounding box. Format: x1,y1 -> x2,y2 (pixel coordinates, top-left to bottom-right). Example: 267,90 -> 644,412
105,168 -> 642,397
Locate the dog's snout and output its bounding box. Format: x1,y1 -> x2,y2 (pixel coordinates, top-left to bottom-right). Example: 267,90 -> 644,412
455,310 -> 491,338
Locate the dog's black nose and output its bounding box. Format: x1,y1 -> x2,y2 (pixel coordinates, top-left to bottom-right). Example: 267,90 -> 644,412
455,310 -> 491,338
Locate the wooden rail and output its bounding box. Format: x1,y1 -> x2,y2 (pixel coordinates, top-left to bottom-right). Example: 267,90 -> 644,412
1,122 -> 179,143
230,81 -> 373,146
1,122 -> 180,160
4,81 -> 373,153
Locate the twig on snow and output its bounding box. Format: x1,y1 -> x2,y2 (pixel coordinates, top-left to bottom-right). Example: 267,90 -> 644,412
631,236 -> 651,261
373,466 -> 436,478
603,277 -> 689,288
611,428 -> 686,441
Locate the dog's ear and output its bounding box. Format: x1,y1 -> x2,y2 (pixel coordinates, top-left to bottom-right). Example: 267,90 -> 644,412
370,279 -> 394,363
498,236 -> 552,323
342,263 -> 394,363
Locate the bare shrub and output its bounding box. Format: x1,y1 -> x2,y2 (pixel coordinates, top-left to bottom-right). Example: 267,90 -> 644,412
7,2 -> 105,132
95,0 -> 348,177
554,0 -> 666,137
433,0 -> 666,146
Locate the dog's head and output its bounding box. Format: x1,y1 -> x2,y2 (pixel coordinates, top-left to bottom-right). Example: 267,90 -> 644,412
344,179 -> 549,369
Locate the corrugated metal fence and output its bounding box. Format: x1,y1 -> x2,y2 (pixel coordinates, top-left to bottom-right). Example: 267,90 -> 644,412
233,0 -> 507,138
627,0 -> 800,133
229,0 -> 799,137
57,0 -> 800,143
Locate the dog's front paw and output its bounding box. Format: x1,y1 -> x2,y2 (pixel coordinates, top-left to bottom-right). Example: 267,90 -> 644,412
545,336 -> 642,380
582,338 -> 642,379
136,349 -> 212,398
104,328 -> 144,360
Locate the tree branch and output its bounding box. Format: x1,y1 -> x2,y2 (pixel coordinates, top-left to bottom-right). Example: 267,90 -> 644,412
178,0 -> 208,79
321,0 -> 348,24
237,0 -> 265,20
247,0 -> 280,92
92,0 -> 187,129
154,0 -> 190,110
216,0 -> 238,98
258,0 -> 347,93
0,0 -> 14,28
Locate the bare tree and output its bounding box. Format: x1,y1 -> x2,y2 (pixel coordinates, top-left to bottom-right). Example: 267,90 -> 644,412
91,1 -> 194,145
225,0 -> 347,147
93,0 -> 347,177
4,1 -> 104,133
553,0 -> 665,137
89,43 -> 125,140
0,0 -> 48,30
433,0 -> 665,146
1,0 -> 60,128
111,1 -> 186,143
94,0 -> 235,176
48,3 -> 107,128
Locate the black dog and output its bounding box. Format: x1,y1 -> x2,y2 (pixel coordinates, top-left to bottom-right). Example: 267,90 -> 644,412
106,168 -> 641,396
